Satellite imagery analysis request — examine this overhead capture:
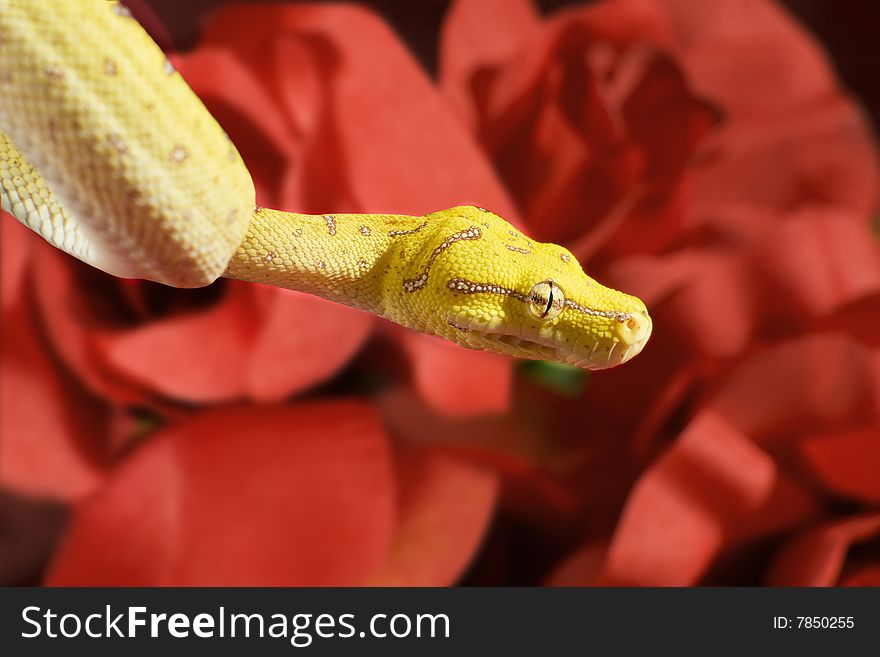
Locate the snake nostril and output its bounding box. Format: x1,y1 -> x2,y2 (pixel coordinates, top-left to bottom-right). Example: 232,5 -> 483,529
614,309 -> 652,348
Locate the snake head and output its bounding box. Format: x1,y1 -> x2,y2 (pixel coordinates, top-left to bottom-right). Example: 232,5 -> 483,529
425,207 -> 652,370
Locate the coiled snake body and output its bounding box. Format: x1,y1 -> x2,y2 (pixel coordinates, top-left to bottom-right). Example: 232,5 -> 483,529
0,1 -> 651,369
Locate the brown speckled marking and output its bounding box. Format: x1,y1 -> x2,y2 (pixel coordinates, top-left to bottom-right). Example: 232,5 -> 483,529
170,145 -> 188,163
359,225 -> 371,236
448,278 -> 631,323
358,260 -> 369,270
316,260 -> 326,270
447,320 -> 469,332
107,133 -> 127,154
45,66 -> 65,80
293,228 -> 303,237
388,221 -> 427,237
323,214 -> 337,236
264,251 -> 276,264
505,245 -> 530,255
447,278 -> 529,303
508,230 -> 534,250
564,299 -> 630,322
403,226 -> 482,292
104,58 -> 117,76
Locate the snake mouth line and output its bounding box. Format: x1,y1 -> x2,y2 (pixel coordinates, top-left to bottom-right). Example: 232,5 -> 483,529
484,332 -> 563,362
462,328 -> 647,370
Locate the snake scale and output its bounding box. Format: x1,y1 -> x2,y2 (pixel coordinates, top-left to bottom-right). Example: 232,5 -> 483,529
0,0 -> 651,369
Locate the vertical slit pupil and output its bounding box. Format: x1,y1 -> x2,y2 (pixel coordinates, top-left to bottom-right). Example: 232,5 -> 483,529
544,288 -> 554,316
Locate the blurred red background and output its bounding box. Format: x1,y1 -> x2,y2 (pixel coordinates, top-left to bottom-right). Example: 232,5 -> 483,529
2,0 -> 878,586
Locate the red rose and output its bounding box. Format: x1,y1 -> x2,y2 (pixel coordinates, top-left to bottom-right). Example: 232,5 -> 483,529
442,0 -> 719,260
440,0 -> 880,585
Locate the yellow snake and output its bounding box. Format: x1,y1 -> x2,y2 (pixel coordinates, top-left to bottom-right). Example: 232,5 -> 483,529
0,0 -> 651,369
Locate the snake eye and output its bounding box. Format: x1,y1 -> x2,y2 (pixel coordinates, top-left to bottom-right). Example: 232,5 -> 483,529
527,280 -> 565,320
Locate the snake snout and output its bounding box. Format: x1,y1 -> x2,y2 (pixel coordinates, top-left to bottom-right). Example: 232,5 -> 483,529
614,310 -> 652,348
612,310 -> 652,366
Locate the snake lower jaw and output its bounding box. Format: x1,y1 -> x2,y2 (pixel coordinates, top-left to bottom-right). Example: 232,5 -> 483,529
477,332 -> 566,362
452,315 -> 652,371
571,333 -> 651,370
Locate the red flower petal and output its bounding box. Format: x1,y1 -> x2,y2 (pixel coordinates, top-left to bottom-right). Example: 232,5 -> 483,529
815,294 -> 880,347
400,332 -> 512,417
369,446 -> 498,585
1,215 -> 31,314
620,54 -> 720,192
1,292 -> 107,500
691,101 -> 879,219
440,0 -> 540,127
841,565 -> 880,587
197,3 -> 519,219
124,0 -> 173,52
710,335 -> 878,444
99,282 -> 258,403
766,514 -> 880,586
612,249 -> 754,358
799,427 -> 880,503
378,387 -> 574,516
722,471 -> 821,547
668,0 -> 880,222
666,253 -> 754,358
33,247 -> 144,404
0,492 -> 67,586
753,207 -> 880,321
176,46 -> 296,209
442,0 -> 674,125
656,0 -> 840,115
46,402 -> 394,585
602,410 -> 776,586
246,289 -> 372,402
545,541 -> 607,587
441,0 -> 713,252
34,238 -> 367,405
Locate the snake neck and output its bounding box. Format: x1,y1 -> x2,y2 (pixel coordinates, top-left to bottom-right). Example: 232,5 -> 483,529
225,207 -> 432,317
